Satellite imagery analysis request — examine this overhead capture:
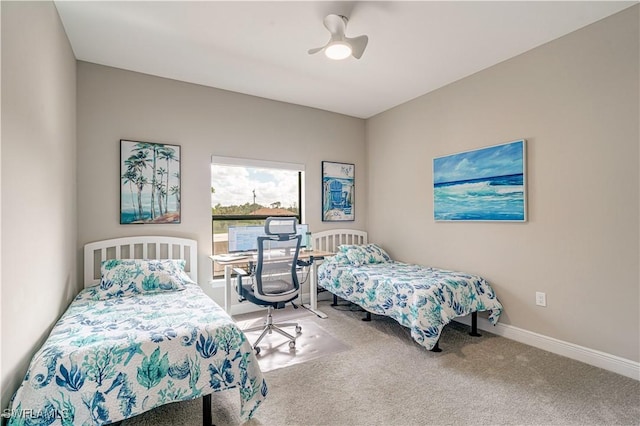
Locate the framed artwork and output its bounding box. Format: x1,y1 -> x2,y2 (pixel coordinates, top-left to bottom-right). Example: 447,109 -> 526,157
120,139 -> 181,224
322,161 -> 355,222
433,139 -> 526,222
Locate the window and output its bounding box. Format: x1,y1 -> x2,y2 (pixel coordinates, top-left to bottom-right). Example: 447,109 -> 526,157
211,156 -> 304,278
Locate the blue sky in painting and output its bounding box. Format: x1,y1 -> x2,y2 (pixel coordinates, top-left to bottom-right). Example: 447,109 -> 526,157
433,140 -> 524,184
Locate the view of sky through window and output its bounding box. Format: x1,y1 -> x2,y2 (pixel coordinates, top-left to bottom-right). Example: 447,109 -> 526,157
211,164 -> 298,210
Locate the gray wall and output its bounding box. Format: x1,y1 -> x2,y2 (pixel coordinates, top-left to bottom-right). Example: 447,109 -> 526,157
366,6 -> 639,362
76,62 -> 366,304
1,1 -> 77,409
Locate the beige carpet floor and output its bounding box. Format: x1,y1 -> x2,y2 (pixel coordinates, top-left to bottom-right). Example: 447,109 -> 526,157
123,300 -> 640,426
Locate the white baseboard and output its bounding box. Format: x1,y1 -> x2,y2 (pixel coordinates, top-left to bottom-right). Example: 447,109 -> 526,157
454,316 -> 640,381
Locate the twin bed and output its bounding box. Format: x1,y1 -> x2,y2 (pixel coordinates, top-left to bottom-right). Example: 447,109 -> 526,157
313,229 -> 503,352
7,236 -> 266,426
7,230 -> 503,425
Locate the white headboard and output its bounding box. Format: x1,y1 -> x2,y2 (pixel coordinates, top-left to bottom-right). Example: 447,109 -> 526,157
312,229 -> 368,253
84,236 -> 198,288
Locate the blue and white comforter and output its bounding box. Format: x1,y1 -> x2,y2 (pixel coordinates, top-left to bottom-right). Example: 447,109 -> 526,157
7,283 -> 266,425
318,260 -> 503,350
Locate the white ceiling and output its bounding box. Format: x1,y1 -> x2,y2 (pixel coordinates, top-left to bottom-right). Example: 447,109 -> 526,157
54,1 -> 636,119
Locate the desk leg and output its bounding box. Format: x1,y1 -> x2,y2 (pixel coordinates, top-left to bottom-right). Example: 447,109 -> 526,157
224,265 -> 232,315
302,260 -> 327,319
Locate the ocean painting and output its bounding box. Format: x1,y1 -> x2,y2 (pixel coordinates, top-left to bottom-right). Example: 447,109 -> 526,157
121,140 -> 181,224
433,140 -> 526,221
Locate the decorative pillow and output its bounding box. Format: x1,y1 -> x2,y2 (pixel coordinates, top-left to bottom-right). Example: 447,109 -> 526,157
342,244 -> 391,266
338,244 -> 359,253
92,259 -> 194,300
330,252 -> 352,265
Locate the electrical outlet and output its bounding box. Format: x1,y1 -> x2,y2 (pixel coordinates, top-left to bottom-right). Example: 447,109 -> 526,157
535,292 -> 547,307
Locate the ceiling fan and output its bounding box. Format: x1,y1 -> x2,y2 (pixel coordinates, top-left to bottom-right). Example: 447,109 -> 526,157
308,14 -> 369,60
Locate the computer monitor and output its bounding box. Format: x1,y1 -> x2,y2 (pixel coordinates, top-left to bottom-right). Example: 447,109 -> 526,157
228,223 -> 309,253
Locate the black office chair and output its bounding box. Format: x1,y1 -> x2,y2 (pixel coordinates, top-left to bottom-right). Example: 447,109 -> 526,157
235,217 -> 308,354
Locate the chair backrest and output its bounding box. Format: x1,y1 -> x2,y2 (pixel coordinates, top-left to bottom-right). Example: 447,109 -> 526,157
254,217 -> 302,298
329,180 -> 345,208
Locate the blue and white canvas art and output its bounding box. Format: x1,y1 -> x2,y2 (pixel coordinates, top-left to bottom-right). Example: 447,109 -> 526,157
433,140 -> 526,221
322,161 -> 355,221
121,140 -> 181,224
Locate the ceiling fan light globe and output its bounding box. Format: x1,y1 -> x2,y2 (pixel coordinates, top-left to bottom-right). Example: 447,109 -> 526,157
325,42 -> 352,60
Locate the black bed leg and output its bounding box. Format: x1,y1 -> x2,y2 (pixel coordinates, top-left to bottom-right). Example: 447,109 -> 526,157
469,311 -> 481,337
430,340 -> 442,352
331,294 -> 338,306
362,311 -> 371,322
203,394 -> 212,426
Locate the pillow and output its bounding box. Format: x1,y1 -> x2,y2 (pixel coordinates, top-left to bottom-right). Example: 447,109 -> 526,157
93,259 -> 194,300
338,244 -> 360,253
342,244 -> 391,266
330,252 -> 352,266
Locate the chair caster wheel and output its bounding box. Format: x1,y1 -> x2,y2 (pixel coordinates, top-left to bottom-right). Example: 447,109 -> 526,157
289,341 -> 296,349
295,325 -> 302,334
255,346 -> 261,355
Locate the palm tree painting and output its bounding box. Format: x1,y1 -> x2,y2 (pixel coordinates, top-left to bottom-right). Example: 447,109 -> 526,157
120,140 -> 181,224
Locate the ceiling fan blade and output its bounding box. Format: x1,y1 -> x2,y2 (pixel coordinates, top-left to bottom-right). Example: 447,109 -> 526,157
307,46 -> 326,55
323,14 -> 347,37
347,35 -> 368,59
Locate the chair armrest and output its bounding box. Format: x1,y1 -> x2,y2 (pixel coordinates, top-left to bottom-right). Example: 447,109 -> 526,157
233,267 -> 248,276
234,267 -> 249,303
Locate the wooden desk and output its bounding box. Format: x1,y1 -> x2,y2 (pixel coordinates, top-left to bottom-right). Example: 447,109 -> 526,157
210,249 -> 333,318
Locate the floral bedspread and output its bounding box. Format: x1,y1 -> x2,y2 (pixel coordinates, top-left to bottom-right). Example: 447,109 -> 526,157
6,283 -> 267,425
318,259 -> 503,350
